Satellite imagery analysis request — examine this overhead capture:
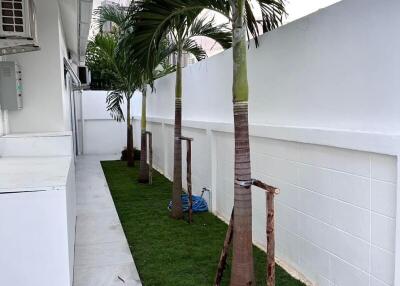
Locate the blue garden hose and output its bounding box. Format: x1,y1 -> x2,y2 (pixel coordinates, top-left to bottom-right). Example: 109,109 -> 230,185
168,194 -> 208,213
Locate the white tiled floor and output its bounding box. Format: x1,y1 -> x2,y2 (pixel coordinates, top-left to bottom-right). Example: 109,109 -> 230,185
73,155 -> 142,286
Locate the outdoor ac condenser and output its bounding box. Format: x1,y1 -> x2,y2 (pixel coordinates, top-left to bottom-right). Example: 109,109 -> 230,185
0,0 -> 39,55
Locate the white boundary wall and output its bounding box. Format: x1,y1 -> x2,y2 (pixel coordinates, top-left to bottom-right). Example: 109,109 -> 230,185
82,90 -> 141,155
83,0 -> 400,285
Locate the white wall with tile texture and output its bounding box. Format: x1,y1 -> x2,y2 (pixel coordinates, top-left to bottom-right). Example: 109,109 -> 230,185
130,118 -> 398,286
83,0 -> 400,285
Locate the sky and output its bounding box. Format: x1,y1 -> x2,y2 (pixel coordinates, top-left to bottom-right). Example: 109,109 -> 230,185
92,0 -> 342,23
90,0 -> 342,51
284,0 -> 341,22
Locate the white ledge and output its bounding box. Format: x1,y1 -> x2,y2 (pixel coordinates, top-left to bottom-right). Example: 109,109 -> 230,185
133,116 -> 400,156
2,131 -> 73,138
0,157 -> 72,193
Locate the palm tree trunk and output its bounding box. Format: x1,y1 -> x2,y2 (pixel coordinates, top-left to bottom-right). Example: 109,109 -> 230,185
127,96 -> 135,167
171,48 -> 184,219
139,86 -> 149,183
230,0 -> 254,284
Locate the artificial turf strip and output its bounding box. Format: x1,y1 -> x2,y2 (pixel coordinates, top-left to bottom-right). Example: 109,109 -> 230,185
101,160 -> 305,286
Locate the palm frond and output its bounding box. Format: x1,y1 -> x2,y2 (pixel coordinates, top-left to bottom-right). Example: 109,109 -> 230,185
125,0 -> 233,78
86,34 -> 119,82
245,0 -> 286,46
86,33 -> 140,120
93,4 -> 128,33
127,0 -> 285,51
125,0 -> 204,72
257,0 -> 286,32
106,90 -> 125,121
189,15 -> 232,49
154,64 -> 176,80
182,38 -> 207,61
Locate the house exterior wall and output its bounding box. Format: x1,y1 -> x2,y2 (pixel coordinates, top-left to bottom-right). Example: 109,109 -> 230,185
59,12 -> 72,133
0,156 -> 75,286
3,0 -> 71,134
0,0 -> 83,285
0,188 -> 72,286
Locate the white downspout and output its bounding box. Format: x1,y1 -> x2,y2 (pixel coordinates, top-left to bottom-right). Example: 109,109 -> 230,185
0,108 -> 3,136
0,107 -> 10,136
0,107 -> 7,157
3,109 -> 9,135
0,56 -> 3,136
0,108 -> 9,135
0,56 -> 9,136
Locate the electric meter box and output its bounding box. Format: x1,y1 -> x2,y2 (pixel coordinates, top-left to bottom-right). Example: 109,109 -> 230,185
0,61 -> 23,110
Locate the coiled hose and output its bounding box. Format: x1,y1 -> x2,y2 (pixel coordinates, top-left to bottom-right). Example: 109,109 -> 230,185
168,194 -> 208,213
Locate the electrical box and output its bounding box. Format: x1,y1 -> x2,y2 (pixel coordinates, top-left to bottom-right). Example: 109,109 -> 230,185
0,61 -> 22,110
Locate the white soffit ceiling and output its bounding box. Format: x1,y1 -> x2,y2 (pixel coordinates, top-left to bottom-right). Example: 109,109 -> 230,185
79,0 -> 93,63
59,0 -> 93,63
59,0 -> 78,59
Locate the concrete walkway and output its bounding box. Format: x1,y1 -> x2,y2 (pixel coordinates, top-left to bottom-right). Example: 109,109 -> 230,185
73,155 -> 142,286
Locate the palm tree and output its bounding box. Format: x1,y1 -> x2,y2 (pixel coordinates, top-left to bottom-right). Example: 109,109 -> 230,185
87,4 -> 137,167
126,0 -> 285,283
95,4 -> 176,181
128,3 -> 232,219
138,83 -> 149,182
137,58 -> 175,183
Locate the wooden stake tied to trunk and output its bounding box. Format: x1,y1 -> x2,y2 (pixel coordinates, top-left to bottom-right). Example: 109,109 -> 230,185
179,136 -> 193,223
252,180 -> 279,286
145,131 -> 153,184
214,179 -> 279,286
214,209 -> 234,286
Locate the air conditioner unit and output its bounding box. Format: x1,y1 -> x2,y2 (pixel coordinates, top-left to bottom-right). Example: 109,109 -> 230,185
78,66 -> 91,85
0,0 -> 40,55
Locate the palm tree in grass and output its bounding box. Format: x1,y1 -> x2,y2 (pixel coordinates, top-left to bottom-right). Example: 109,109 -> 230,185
126,0 -> 285,283
137,57 -> 175,183
86,32 -> 140,168
88,4 -> 137,167
138,83 -> 149,183
96,4 -> 176,181
127,3 -> 232,218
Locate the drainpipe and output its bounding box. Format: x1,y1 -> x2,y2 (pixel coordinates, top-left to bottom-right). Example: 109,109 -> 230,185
0,107 -> 9,136
0,108 -> 3,136
3,109 -> 9,135
63,58 -> 83,156
63,58 -> 81,89
0,56 -> 6,136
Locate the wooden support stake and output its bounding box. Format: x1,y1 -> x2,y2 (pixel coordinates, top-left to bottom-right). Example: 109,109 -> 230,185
213,180 -> 278,286
187,139 -> 193,223
146,131 -> 153,184
266,189 -> 276,286
251,179 -> 279,286
214,209 -> 234,286
179,136 -> 194,223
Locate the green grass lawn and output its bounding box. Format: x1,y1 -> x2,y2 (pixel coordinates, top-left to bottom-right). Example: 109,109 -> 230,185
101,160 -> 305,286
